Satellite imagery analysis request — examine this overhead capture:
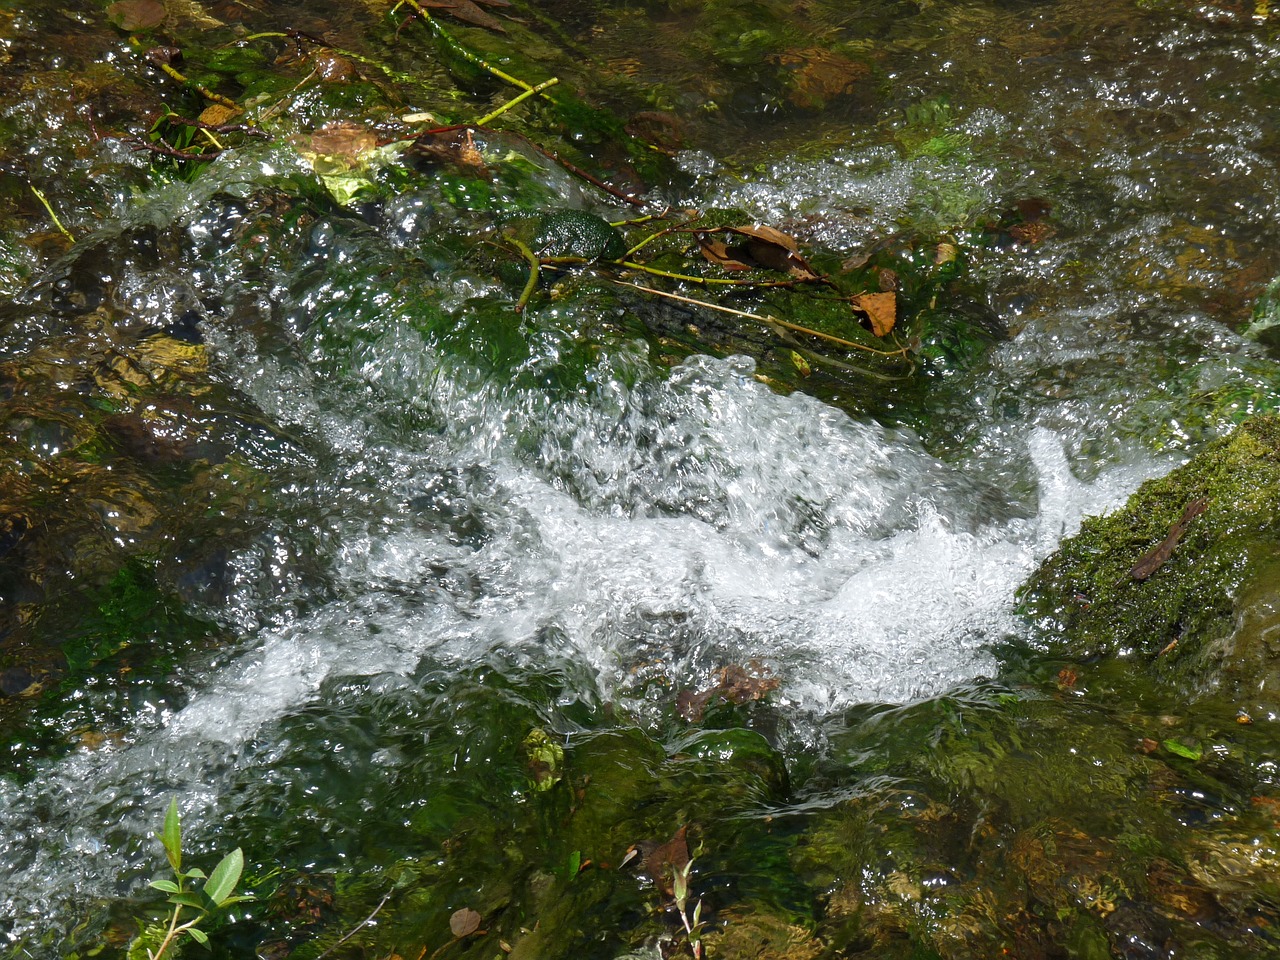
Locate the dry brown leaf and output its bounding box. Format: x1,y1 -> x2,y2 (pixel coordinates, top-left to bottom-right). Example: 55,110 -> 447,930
851,291 -> 897,337
107,0 -> 167,31
449,907 -> 482,938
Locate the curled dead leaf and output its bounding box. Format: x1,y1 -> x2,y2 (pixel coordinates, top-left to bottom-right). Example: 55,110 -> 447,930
850,291 -> 897,337
697,224 -> 821,280
697,236 -> 754,272
449,907 -> 482,938
411,128 -> 490,177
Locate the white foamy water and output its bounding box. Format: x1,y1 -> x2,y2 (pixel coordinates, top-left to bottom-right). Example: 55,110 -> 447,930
0,335 -> 1171,948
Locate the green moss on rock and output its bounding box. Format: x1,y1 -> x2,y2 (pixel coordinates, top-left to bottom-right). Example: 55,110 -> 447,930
1019,415 -> 1280,689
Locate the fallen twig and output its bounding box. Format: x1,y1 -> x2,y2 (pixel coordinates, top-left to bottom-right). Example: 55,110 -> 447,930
313,889 -> 394,960
169,115 -> 271,138
125,137 -> 219,162
608,279 -> 913,357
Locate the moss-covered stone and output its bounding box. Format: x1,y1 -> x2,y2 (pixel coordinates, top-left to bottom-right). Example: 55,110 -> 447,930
1019,415 -> 1280,693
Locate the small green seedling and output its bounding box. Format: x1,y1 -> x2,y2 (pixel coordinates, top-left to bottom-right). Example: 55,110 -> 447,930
671,858 -> 705,960
131,798 -> 252,959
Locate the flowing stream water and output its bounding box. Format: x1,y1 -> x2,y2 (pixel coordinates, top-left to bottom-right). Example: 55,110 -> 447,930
4,0 -> 1280,956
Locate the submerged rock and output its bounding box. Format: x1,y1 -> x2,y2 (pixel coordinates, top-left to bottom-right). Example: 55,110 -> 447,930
1019,415 -> 1280,699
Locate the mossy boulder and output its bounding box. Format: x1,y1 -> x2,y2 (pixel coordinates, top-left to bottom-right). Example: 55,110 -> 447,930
1019,415 -> 1280,696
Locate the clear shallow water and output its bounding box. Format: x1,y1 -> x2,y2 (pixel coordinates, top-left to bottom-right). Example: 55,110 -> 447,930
0,197 -> 1175,945
3,0 -> 1280,955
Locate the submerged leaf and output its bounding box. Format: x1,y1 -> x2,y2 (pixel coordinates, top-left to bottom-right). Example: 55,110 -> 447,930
107,0 -> 167,32
1161,738 -> 1202,761
450,907 -> 483,937
425,0 -> 507,31
307,122 -> 378,164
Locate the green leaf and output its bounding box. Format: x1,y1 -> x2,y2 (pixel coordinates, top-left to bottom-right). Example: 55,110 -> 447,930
160,798 -> 182,873
187,926 -> 209,944
203,848 -> 244,906
148,879 -> 181,893
1162,738 -> 1202,761
168,892 -> 207,909
183,868 -> 206,880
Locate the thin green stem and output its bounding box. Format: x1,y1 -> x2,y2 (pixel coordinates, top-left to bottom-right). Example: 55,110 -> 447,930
396,0 -> 552,96
619,217 -> 696,260
28,186 -> 74,242
474,77 -> 560,126
148,904 -> 186,960
507,237 -> 542,313
154,61 -> 238,109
